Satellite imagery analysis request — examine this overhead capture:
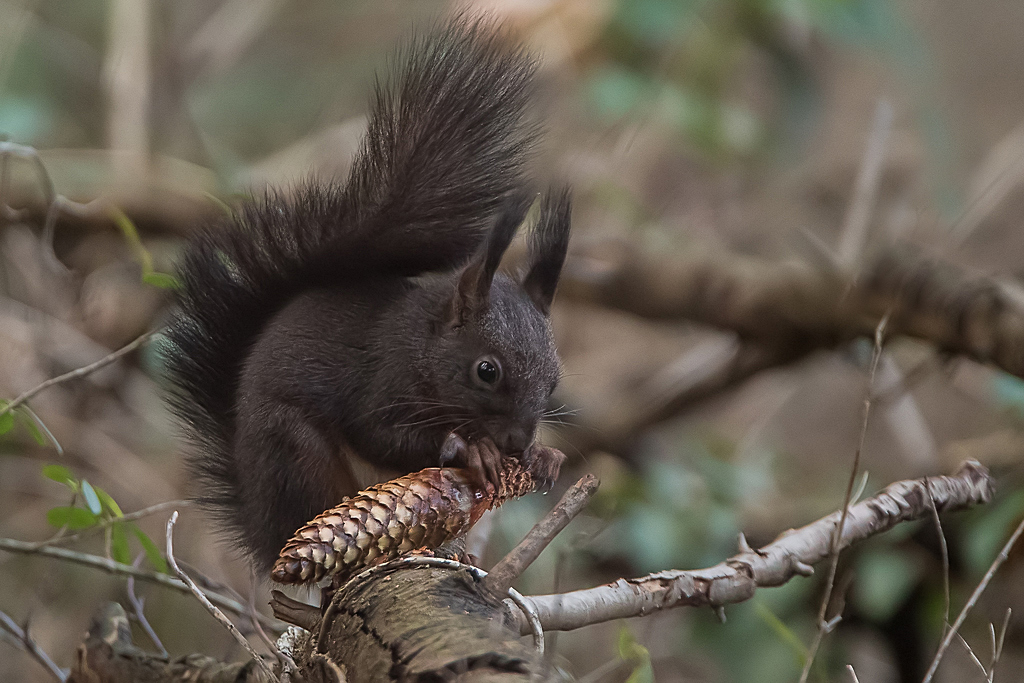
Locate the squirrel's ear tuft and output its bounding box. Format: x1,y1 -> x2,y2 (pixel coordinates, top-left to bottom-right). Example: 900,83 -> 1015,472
449,190 -> 533,326
522,188 -> 571,316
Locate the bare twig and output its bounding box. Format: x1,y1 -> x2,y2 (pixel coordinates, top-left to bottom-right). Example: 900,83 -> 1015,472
799,315 -> 888,683
921,515 -> 1024,683
484,474 -> 599,594
924,477 -> 951,633
165,511 -> 276,680
0,536 -> 281,631
0,329 -> 155,418
127,553 -> 169,659
0,610 -> 67,682
517,462 -> 992,634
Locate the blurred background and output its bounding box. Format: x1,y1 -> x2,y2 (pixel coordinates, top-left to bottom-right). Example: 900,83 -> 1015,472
3,0 -> 1024,681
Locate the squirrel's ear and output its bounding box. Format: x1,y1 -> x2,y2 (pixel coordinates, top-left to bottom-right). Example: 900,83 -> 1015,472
522,188 -> 571,316
448,190 -> 533,326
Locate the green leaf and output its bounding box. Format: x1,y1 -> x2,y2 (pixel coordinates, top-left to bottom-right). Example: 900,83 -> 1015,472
18,406 -> 62,453
110,522 -> 131,564
0,410 -> 13,435
109,205 -> 154,274
131,525 -> 169,574
17,411 -> 47,445
617,626 -> 654,683
142,272 -> 180,290
46,506 -> 98,530
42,464 -> 76,487
94,486 -> 123,517
81,480 -> 103,515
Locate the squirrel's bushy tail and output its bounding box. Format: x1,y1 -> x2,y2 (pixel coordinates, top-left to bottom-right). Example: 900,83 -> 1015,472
164,18 -> 539,538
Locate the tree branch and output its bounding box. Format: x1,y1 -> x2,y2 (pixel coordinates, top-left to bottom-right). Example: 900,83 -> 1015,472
484,475 -> 599,594
0,536 -> 281,631
561,244 -> 1024,380
519,461 -> 993,633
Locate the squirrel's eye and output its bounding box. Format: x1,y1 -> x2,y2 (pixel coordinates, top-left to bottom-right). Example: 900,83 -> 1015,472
475,359 -> 500,385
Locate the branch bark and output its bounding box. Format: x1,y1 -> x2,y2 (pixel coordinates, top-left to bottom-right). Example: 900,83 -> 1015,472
518,461 -> 993,633
561,244 -> 1024,379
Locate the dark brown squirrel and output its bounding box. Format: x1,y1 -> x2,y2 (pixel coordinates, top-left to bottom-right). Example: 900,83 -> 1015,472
163,18 -> 571,572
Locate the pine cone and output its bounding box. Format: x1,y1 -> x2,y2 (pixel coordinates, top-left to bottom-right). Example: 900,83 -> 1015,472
271,458 -> 534,585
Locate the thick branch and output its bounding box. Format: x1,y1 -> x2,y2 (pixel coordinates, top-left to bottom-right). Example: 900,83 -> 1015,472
561,245 -> 1024,380
520,461 -> 993,633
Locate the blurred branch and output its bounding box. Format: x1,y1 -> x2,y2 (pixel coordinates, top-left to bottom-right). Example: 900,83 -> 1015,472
922,515 -> 1024,682
0,329 -> 155,419
68,603 -> 266,683
560,241 -> 1024,444
518,461 -> 993,633
0,536 -> 282,632
0,610 -> 67,682
104,0 -> 150,180
837,98 -> 893,269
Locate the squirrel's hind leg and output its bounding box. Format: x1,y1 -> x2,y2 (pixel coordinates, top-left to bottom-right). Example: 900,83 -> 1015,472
234,403 -> 360,572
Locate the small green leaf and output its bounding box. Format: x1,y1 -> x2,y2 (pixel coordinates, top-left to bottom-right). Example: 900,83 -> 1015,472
81,480 -> 103,515
0,410 -> 13,435
131,525 -> 169,574
617,626 -> 654,683
42,464 -> 76,488
94,486 -> 123,517
110,522 -> 131,564
47,506 -> 98,530
17,411 -> 46,445
142,271 -> 180,290
18,406 -> 62,453
109,205 -> 154,273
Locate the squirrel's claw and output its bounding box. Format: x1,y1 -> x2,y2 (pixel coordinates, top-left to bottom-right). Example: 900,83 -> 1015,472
522,444 -> 565,491
440,433 -> 504,490
440,432 -> 467,466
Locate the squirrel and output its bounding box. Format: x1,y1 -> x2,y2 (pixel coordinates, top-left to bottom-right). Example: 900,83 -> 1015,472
164,18 -> 571,572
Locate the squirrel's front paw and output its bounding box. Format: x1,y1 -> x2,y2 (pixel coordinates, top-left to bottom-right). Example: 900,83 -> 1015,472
440,433 -> 503,489
522,444 -> 566,491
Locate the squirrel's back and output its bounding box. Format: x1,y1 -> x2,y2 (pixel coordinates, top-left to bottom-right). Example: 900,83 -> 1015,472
164,18 -> 543,557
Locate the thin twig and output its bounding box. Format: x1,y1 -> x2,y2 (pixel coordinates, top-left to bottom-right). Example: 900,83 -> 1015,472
127,553 -> 169,659
0,536 -> 281,631
0,329 -> 155,418
249,568 -> 296,681
165,511 -> 276,680
484,474 -> 599,594
0,610 -> 67,682
798,315 -> 886,683
924,477 -> 951,633
837,99 -> 894,269
30,499 -> 188,549
921,515 -> 1024,682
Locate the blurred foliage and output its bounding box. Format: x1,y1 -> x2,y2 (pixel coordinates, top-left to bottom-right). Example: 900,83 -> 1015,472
584,0 -> 918,160
40,463 -> 168,572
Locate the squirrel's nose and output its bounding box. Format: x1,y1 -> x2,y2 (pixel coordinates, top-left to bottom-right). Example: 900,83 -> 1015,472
496,426 -> 531,454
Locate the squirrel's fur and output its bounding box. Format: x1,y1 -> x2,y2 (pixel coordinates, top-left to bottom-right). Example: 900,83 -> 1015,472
164,18 -> 571,570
